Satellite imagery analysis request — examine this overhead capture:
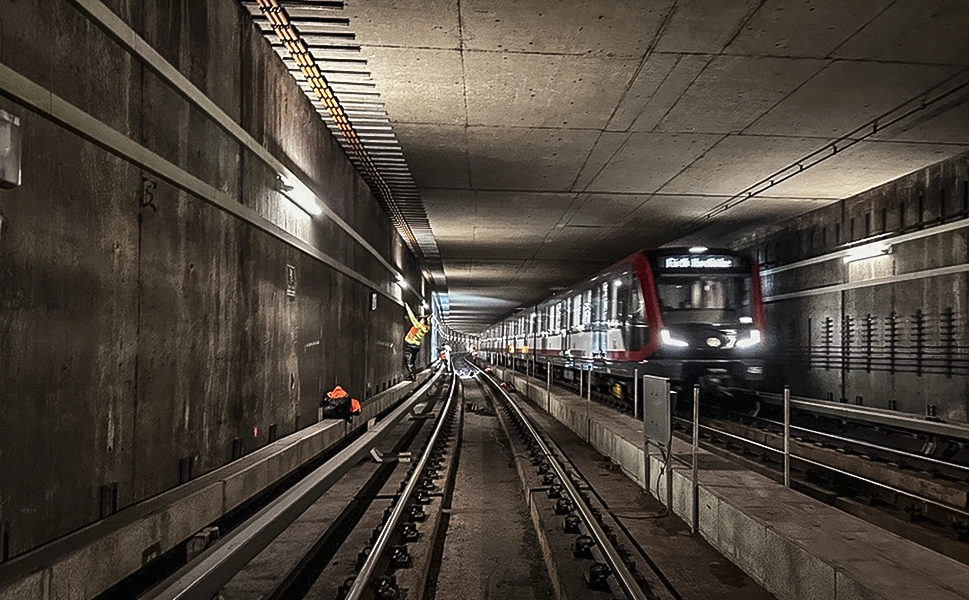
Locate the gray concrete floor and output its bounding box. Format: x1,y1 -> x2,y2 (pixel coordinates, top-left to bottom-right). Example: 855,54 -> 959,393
432,398 -> 555,600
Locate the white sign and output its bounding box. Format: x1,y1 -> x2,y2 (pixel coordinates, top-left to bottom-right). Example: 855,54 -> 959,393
664,256 -> 735,269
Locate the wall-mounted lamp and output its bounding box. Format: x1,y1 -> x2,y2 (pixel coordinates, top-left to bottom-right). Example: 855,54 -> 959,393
843,242 -> 891,263
274,175 -> 322,216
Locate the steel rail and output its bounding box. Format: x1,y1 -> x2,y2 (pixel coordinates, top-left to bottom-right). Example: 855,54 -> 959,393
743,413 -> 969,477
794,454 -> 969,520
476,366 -> 649,600
673,412 -> 969,479
345,373 -> 457,600
743,390 -> 969,441
140,371 -> 444,600
672,416 -> 969,520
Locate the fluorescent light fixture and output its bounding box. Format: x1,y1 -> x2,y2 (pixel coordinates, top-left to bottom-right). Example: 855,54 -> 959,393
689,246 -> 708,253
612,279 -> 622,287
739,316 -> 753,324
843,242 -> 891,263
737,330 -> 761,348
274,175 -> 323,216
660,329 -> 689,348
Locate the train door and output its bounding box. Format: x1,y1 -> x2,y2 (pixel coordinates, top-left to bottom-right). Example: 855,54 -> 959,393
593,280 -> 609,357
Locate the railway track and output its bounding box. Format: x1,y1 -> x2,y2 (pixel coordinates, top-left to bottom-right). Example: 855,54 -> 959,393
107,356 -> 713,600
502,361 -> 969,564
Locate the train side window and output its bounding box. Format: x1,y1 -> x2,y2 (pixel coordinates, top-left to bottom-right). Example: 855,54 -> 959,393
583,289 -> 593,327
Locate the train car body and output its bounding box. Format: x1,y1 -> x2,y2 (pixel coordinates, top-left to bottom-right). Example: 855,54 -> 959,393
479,247 -> 765,404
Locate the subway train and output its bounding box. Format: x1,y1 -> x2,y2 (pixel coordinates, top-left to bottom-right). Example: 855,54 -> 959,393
478,247 -> 766,407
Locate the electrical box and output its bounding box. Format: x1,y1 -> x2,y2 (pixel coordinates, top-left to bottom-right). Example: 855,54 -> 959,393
0,110 -> 22,189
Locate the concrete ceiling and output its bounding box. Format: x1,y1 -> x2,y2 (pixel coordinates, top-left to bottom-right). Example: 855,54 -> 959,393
258,0 -> 969,332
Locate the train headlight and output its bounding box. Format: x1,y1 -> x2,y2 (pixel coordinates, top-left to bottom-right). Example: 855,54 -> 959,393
660,329 -> 689,348
736,330 -> 761,349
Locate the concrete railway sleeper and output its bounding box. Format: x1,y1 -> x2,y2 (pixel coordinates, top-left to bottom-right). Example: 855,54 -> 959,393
472,363 -> 669,600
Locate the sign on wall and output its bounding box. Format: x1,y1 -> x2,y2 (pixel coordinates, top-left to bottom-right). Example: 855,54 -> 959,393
286,264 -> 296,300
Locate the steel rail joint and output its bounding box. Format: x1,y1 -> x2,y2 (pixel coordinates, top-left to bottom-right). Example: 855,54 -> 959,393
141,370 -> 444,600
475,367 -> 648,600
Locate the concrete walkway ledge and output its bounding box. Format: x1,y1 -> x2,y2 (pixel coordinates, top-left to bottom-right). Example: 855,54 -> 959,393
0,376 -> 427,600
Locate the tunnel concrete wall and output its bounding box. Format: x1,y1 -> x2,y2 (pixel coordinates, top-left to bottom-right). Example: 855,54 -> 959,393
736,150 -> 969,423
0,0 -> 429,558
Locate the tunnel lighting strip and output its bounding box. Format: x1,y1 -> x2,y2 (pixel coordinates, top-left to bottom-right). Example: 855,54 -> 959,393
761,214 -> 969,276
141,372 -> 444,600
763,261 -> 969,303
680,67 -> 969,235
63,0 -> 405,289
475,365 -> 649,600
255,0 -> 419,250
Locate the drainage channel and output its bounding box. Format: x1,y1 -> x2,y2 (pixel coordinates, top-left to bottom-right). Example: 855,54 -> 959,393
473,363 -> 670,600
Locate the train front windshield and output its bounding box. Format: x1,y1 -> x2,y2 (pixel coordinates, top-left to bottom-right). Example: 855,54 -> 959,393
656,275 -> 752,325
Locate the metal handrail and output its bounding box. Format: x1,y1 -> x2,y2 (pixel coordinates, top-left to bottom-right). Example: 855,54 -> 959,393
673,416 -> 969,520
746,390 -> 969,441
141,371 -> 444,600
345,374 -> 456,600
476,365 -> 648,600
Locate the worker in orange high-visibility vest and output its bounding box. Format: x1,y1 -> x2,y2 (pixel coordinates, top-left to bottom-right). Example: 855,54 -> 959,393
403,303 -> 431,381
320,385 -> 361,422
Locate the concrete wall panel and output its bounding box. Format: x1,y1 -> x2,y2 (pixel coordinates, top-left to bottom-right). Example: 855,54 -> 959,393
0,115 -> 140,555
134,182 -> 244,501
744,151 -> 969,422
141,0 -> 243,123
0,0 -> 425,559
